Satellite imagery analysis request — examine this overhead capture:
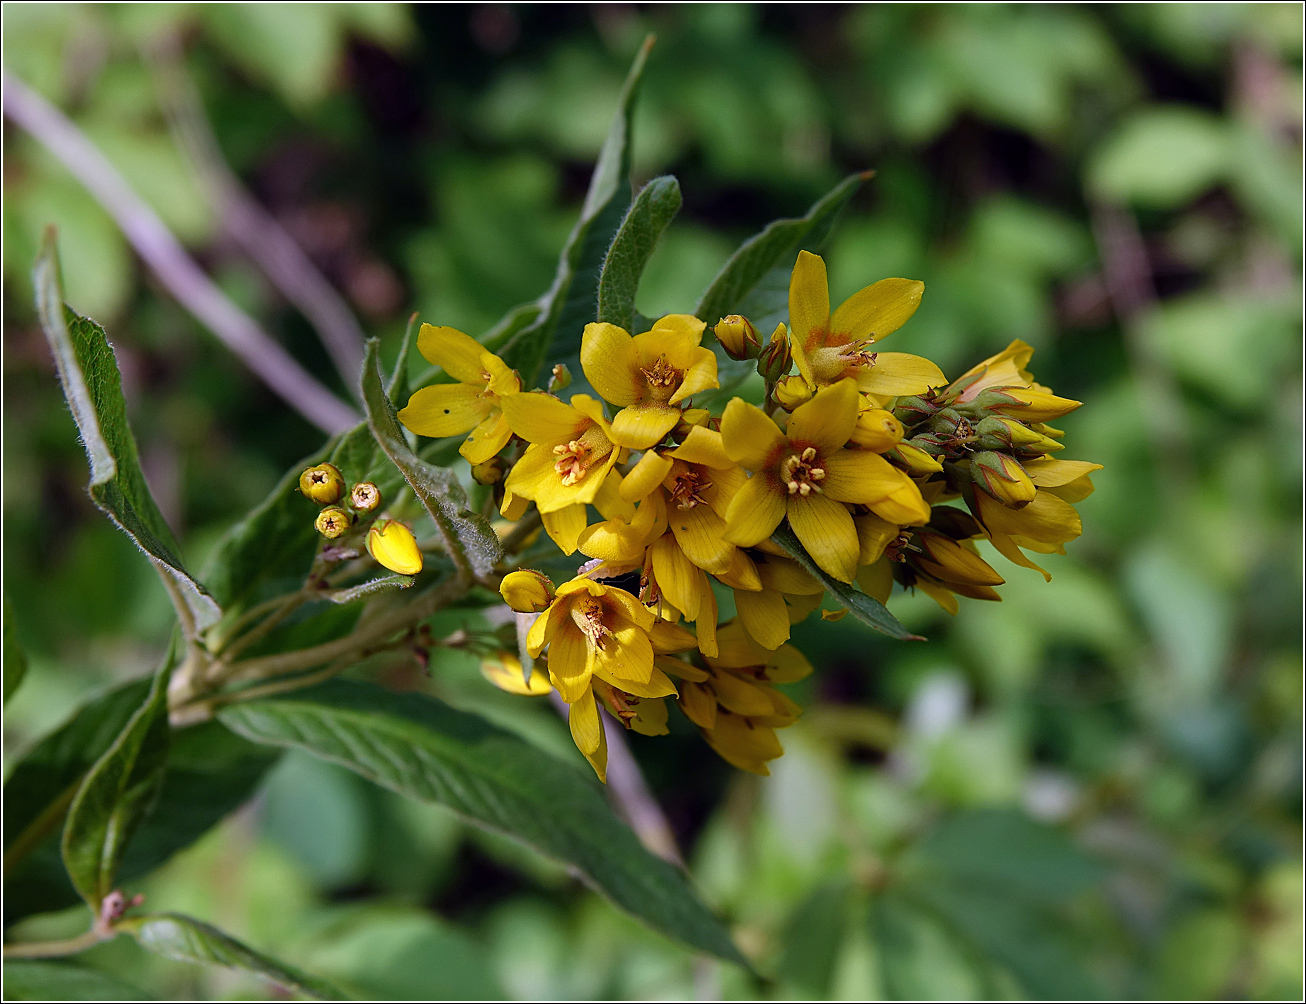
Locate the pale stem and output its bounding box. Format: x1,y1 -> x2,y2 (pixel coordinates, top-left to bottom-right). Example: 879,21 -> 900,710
1,71 -> 359,436
2,928 -> 116,959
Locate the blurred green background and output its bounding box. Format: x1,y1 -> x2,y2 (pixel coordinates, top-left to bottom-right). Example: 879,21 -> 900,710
2,3 -> 1301,999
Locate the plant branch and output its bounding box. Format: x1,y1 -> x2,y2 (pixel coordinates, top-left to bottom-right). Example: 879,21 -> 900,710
1,70 -> 359,436
2,928 -> 116,959
146,35 -> 366,391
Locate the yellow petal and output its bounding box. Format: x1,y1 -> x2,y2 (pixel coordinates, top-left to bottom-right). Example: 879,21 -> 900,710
711,670 -> 778,717
954,339 -> 1036,399
696,585 -> 719,658
650,535 -> 706,621
856,557 -> 894,604
460,410 -> 513,464
649,313 -> 708,343
755,555 -> 823,595
481,654 -> 551,696
649,620 -> 698,654
601,582 -> 658,632
822,448 -> 912,504
547,622 -> 593,702
789,250 -> 830,350
915,578 -> 960,616
867,478 -> 931,526
483,353 -> 522,397
667,502 -> 734,575
580,322 -> 640,407
541,504 -> 589,555
669,426 -> 733,470
723,474 -> 786,547
592,469 -> 635,521
569,686 -> 604,755
500,392 -> 585,444
790,334 -> 815,387
627,696 -> 670,736
667,347 -> 720,405
829,278 -> 924,343
500,489 -> 529,521
704,713 -> 783,774
621,450 -> 674,502
1022,458 -> 1104,487
416,324 -> 488,381
764,644 -> 813,684
610,404 -> 682,449
854,511 -> 900,565
366,520 -> 423,575
679,682 -> 718,729
855,352 -> 946,396
398,383 -> 490,438
734,587 -> 790,650
714,547 -> 762,592
1043,476 -> 1096,504
593,622 -> 655,686
785,378 -> 859,453
788,494 -> 858,583
595,664 -> 678,700
720,398 -> 786,472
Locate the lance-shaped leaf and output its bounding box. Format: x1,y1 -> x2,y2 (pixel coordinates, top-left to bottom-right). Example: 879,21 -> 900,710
217,680 -> 751,968
120,912 -> 345,1000
2,961 -> 152,1001
491,35 -> 655,386
361,339 -> 501,579
60,650 -> 175,908
771,521 -> 921,641
33,232 -> 221,633
325,575 -> 414,605
596,175 -> 682,332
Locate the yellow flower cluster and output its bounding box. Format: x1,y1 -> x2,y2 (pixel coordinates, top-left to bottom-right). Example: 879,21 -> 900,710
396,252 -> 1099,781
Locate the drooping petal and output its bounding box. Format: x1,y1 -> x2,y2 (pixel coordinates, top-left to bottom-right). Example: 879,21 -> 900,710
1022,459 -> 1104,486
501,392 -> 586,445
755,554 -> 823,595
679,682 -> 718,729
704,712 -> 783,774
398,383 -> 491,438
460,409 -> 514,464
723,474 -> 787,547
765,644 -> 813,683
828,277 -> 924,344
711,671 -> 777,717
788,493 -> 859,583
610,404 -> 682,449
595,664 -> 677,699
569,686 -> 603,753
416,325 -> 489,381
734,586 -> 790,650
854,352 -> 946,396
667,500 -> 734,575
785,378 -> 859,453
620,450 -> 674,502
650,535 -> 705,621
854,511 -> 900,565
547,622 -> 593,702
856,557 -> 894,604
541,504 -> 589,555
580,322 -> 641,406
720,398 -> 787,472
649,620 -> 698,654
593,622 -> 655,686
667,348 -> 720,405
669,426 -> 734,470
788,250 -> 830,350
867,478 -> 932,526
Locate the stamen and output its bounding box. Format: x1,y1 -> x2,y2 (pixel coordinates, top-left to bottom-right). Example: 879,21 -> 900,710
571,597 -> 611,650
669,471 -> 712,509
781,448 -> 826,496
552,440 -> 593,485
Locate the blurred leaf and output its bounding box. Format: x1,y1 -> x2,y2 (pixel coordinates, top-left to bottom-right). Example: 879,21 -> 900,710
3,596 -> 28,704
1152,907 -> 1242,999
122,912 -> 346,1000
1087,106 -> 1230,208
33,234 -> 220,632
360,339 -> 501,578
871,891 -> 989,1000
776,880 -> 853,997
771,522 -> 920,641
492,37 -> 654,386
216,679 -> 751,967
1,960 -> 151,1001
596,175 -> 682,332
261,751 -> 373,890
61,648 -> 173,908
202,4 -> 345,109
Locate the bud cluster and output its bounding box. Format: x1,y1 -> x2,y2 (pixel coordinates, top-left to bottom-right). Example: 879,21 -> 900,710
299,463 -> 422,577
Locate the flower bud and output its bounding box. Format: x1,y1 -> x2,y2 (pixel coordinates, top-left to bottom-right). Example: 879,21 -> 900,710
548,363 -> 573,394
500,569 -> 555,612
471,457 -> 505,485
893,395 -> 937,428
366,520 -> 423,575
850,408 -> 904,451
674,408 -> 712,439
350,481 -> 382,513
888,442 -> 944,475
756,323 -> 792,383
773,375 -> 813,411
997,387 -> 1081,423
315,506 -> 353,539
714,315 -> 760,360
974,416 -> 1062,454
970,451 -> 1037,508
481,652 -> 551,696
299,463 -> 345,505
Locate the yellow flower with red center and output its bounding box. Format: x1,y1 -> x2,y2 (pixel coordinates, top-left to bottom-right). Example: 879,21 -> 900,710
720,378 -> 930,583
786,250 -> 945,396
580,314 -> 719,449
397,325 -> 522,463
501,392 -> 623,515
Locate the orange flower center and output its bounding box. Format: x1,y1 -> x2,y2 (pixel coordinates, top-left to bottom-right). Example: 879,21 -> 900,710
639,354 -> 682,403
570,596 -> 611,649
668,470 -> 712,509
780,447 -> 826,496
552,425 -> 612,486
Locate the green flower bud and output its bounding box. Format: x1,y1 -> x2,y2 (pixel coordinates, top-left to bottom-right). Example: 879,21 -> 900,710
756,323 -> 792,383
548,363 -> 573,394
299,463 -> 345,504
850,407 -> 904,451
773,375 -> 813,411
471,457 -> 506,486
970,451 -> 1037,508
714,315 -> 761,360
315,506 -> 353,539
974,416 -> 1063,454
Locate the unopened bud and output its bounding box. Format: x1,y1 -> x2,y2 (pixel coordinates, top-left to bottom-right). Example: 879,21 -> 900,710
887,443 -> 944,475
299,463 -> 345,504
893,395 -> 937,428
714,315 -> 760,360
773,375 -> 813,411
850,408 -> 904,451
548,363 -> 572,394
366,520 -> 423,575
674,408 -> 712,439
997,387 -> 1081,423
471,457 -> 505,485
350,481 -> 382,512
756,323 -> 792,383
974,416 -> 1062,454
315,506 -> 353,539
970,451 -> 1037,507
500,569 -> 555,612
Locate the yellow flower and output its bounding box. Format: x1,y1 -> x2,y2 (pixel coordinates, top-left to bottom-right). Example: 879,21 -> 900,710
366,520 -> 423,575
480,653 -> 551,695
720,378 -> 930,583
397,325 -> 522,464
727,550 -> 824,650
499,569 -> 555,612
500,393 -> 623,514
787,250 -> 945,396
970,488 -> 1087,582
1023,458 -> 1102,504
299,463 -> 345,504
951,339 -> 1080,422
580,314 -> 718,449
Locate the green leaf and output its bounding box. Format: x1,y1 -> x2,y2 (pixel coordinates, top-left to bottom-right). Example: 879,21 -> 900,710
61,650 -> 175,908
4,595 -> 28,704
216,680 -> 750,967
492,36 -> 655,386
384,312 -> 422,406
776,880 -> 854,997
2,960 -> 152,1001
32,233 -> 220,634
325,575 -> 414,605
121,912 -> 346,1000
770,522 -> 920,641
360,339 -> 502,578
596,175 -> 683,332
1087,106 -> 1230,208
871,890 -> 991,1000
695,172 -> 869,328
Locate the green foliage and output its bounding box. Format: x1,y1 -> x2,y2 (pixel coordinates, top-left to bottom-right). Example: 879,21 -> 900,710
3,595 -> 28,704
216,680 -> 749,967
2,960 -> 151,1001
596,176 -> 682,332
